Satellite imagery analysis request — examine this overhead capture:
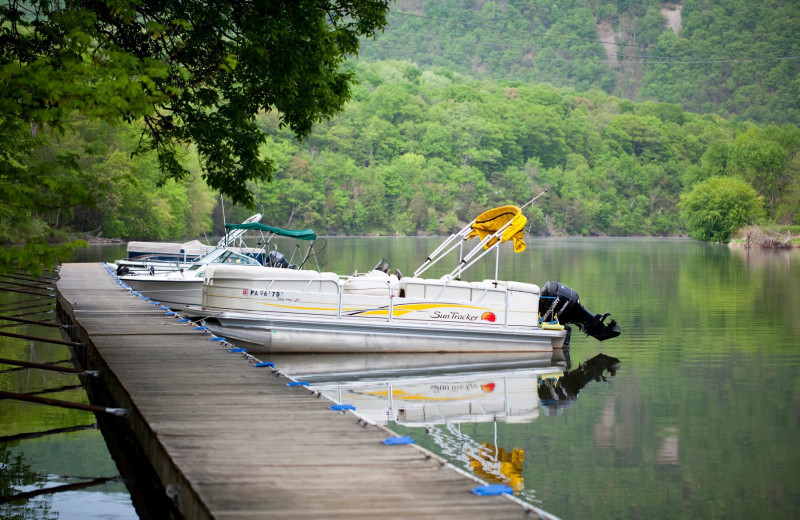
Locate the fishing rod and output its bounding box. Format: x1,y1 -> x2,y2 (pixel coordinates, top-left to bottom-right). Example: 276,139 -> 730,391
520,187 -> 549,209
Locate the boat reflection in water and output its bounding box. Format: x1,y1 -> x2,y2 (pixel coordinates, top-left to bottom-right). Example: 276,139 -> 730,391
537,352 -> 620,415
265,351 -> 619,501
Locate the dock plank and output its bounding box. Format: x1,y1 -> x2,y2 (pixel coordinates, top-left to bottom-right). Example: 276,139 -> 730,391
56,263 -> 552,519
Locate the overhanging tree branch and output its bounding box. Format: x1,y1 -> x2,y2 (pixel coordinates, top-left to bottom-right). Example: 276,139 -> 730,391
1,0 -> 390,208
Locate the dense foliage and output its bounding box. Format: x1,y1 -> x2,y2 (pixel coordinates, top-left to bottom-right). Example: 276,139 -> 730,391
0,113 -> 219,272
359,0 -> 800,125
680,176 -> 764,242
3,0 -> 800,274
1,0 -> 390,206
222,60 -> 798,239
0,0 -> 390,272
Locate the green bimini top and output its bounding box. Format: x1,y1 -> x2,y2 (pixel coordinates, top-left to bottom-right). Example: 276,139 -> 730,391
225,222 -> 316,241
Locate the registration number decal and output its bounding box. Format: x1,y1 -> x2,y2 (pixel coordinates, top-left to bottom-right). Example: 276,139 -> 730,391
242,289 -> 283,297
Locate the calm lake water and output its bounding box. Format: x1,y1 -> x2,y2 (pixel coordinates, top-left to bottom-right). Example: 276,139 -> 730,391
3,237 -> 799,519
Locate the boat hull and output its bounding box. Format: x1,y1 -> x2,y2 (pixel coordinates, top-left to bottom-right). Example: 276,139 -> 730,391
204,312 -> 566,353
255,351 -> 565,380
124,277 -> 202,309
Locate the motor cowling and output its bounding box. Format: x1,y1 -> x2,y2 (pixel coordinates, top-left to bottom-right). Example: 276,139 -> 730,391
266,250 -> 295,269
539,281 -> 621,341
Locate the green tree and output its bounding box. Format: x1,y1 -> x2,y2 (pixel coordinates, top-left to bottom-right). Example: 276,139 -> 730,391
728,125 -> 800,218
1,0 -> 390,272
1,0 -> 389,206
679,177 -> 765,242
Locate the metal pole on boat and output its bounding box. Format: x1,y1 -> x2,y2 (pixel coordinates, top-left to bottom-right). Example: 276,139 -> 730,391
449,219 -> 516,280
458,241 -> 464,279
337,285 -> 343,319
503,290 -> 510,328
494,246 -> 500,284
414,231 -> 470,278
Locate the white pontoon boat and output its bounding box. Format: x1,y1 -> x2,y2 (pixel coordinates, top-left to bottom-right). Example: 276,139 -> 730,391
201,198 -> 621,353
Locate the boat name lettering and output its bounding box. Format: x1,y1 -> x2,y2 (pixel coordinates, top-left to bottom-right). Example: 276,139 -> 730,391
246,289 -> 283,298
430,310 -> 479,321
429,383 -> 479,394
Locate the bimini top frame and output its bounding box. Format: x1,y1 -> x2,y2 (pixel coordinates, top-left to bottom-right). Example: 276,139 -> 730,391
223,218 -> 324,270
413,190 -> 548,282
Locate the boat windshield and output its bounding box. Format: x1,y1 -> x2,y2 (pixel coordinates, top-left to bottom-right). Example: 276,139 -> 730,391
211,251 -> 261,265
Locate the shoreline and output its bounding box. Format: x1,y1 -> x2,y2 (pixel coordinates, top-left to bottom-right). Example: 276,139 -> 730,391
729,226 -> 799,249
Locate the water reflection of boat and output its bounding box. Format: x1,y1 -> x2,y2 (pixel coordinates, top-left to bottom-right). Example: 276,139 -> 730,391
275,353 -> 561,425
262,351 -> 565,380
277,352 -> 615,511
537,353 -> 620,415
293,352 -> 618,425
468,443 -> 525,492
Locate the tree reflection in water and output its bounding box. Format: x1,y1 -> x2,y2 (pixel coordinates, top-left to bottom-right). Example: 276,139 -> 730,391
0,445 -> 55,519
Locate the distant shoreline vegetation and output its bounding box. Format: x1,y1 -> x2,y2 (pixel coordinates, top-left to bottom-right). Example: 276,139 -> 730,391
729,226 -> 800,249
4,0 -> 800,272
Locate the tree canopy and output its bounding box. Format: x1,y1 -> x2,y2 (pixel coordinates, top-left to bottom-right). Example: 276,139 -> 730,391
358,0 -> 800,126
679,176 -> 765,242
1,0 -> 390,207
0,0 -> 390,273
3,1 -> 800,276
224,61 -> 798,240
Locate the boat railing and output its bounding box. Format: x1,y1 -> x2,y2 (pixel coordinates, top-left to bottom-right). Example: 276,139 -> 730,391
205,266 -> 541,330
244,277 -> 518,327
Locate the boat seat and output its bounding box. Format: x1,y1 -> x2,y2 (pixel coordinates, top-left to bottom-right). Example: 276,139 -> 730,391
343,271 -> 398,296
397,278 -> 483,302
484,280 -> 540,294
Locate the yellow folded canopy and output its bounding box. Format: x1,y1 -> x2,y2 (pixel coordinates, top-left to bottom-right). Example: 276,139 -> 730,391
466,205 -> 527,252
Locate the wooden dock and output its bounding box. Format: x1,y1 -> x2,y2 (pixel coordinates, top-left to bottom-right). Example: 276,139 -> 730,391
56,263 -> 553,519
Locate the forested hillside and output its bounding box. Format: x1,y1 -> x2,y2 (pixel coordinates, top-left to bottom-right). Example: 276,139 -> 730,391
359,0 -> 800,125
223,60 -> 799,238
4,60 -> 798,244
2,1 -> 799,256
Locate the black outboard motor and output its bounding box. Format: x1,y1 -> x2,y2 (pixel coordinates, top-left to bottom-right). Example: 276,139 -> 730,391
539,281 -> 621,341
265,250 -> 290,269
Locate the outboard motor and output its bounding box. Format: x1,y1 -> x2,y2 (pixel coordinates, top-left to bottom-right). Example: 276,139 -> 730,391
373,259 -> 391,274
265,250 -> 290,269
539,281 -> 621,341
